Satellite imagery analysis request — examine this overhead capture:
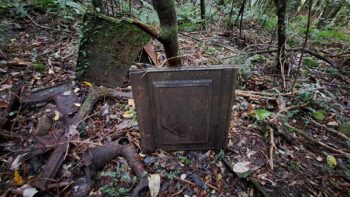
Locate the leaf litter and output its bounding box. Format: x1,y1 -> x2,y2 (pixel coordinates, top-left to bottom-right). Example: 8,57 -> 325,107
0,4 -> 349,197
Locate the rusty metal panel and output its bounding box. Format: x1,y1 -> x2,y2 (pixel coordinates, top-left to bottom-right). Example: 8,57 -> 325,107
130,65 -> 238,152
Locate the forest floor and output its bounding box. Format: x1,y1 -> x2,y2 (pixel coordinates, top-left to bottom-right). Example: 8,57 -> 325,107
1,9 -> 350,197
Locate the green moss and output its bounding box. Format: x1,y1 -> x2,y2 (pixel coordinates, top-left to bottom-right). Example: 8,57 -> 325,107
32,63 -> 46,72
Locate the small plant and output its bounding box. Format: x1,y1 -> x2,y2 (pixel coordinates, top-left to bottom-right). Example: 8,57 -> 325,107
214,149 -> 225,163
178,156 -> 191,165
303,58 -> 319,68
250,109 -> 273,122
312,110 -> 327,122
32,63 -> 46,72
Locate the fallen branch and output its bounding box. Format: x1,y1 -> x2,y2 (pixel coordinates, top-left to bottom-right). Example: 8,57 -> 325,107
249,48 -> 337,67
27,15 -> 58,31
235,90 -> 276,100
307,118 -> 349,141
285,123 -> 350,156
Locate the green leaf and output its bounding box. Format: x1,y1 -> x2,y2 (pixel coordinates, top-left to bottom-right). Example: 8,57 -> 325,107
327,155 -> 337,168
312,110 -> 327,122
252,109 -> 272,121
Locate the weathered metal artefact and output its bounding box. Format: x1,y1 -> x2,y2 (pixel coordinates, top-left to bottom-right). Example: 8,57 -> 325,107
72,137 -> 149,197
130,65 -> 238,152
76,13 -> 150,87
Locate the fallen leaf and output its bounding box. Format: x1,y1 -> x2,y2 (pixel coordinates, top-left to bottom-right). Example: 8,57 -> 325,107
312,110 -> 327,122
327,121 -> 338,126
0,84 -> 12,91
327,155 -> 337,168
123,109 -> 135,119
74,88 -> 80,93
22,186 -> 38,197
62,90 -> 71,96
53,110 -> 60,121
276,96 -> 286,111
74,103 -> 81,107
232,161 -> 250,174
14,170 -> 24,185
148,174 -> 160,197
11,154 -> 26,170
128,99 -> 135,108
0,100 -> 9,108
83,81 -> 93,87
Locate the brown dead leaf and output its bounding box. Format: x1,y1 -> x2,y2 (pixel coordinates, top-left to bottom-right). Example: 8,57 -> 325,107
143,42 -> 158,65
0,100 -> 9,108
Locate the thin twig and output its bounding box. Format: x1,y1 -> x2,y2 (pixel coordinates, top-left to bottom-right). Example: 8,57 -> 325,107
27,15 -> 59,31
290,0 -> 313,92
269,127 -> 276,170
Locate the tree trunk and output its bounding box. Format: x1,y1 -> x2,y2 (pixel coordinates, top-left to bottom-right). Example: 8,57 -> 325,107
317,0 -> 343,29
274,0 -> 288,72
92,0 -> 103,11
153,0 -> 181,66
200,0 -> 206,20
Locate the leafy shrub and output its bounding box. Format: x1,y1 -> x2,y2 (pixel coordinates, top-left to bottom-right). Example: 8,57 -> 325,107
314,30 -> 350,44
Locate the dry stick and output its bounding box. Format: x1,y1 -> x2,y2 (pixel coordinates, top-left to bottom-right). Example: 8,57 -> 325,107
235,90 -> 276,100
26,15 -> 58,31
285,123 -> 350,156
173,176 -> 219,192
290,0 -> 313,92
269,128 -> 276,170
250,48 -> 336,67
307,118 -> 349,141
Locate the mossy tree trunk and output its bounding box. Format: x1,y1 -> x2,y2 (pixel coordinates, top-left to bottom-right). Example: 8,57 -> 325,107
274,0 -> 288,73
153,0 -> 181,66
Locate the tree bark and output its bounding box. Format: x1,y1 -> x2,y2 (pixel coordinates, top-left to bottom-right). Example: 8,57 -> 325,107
153,0 -> 181,66
274,0 -> 288,72
200,0 -> 205,20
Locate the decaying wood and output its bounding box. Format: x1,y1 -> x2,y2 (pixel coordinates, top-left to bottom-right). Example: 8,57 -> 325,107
23,86 -> 132,190
21,82 -> 79,118
0,81 -> 23,129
